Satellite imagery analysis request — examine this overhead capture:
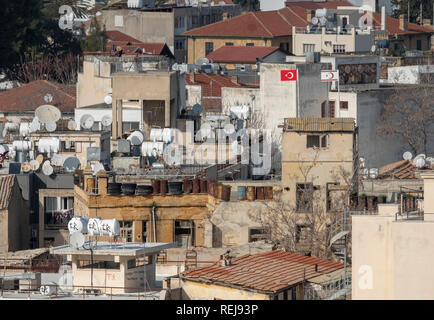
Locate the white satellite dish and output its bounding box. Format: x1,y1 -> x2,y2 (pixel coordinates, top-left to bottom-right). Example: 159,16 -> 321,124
403,151 -> 413,160
44,93 -> 53,103
69,232 -> 85,249
80,114 -> 95,130
371,45 -> 377,53
22,162 -> 31,173
29,117 -> 41,133
63,156 -> 80,172
51,154 -> 64,167
67,119 -> 77,131
45,121 -> 57,132
29,159 -> 40,171
361,168 -> 369,179
35,105 -> 62,124
42,161 -> 54,176
369,168 -> 378,179
197,57 -> 209,65
311,17 -> 319,25
104,94 -> 113,105
224,123 -> 235,135
101,115 -> 112,127
415,157 -> 426,168
319,16 -> 327,25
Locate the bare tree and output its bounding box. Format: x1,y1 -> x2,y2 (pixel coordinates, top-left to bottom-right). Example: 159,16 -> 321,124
7,51 -> 79,85
377,80 -> 434,155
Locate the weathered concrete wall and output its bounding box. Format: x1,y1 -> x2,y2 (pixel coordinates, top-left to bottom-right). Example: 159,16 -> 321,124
101,10 -> 175,51
77,60 -> 112,108
180,279 -> 271,300
360,178 -> 423,202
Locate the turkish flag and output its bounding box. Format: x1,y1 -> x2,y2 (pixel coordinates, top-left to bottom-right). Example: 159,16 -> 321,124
281,70 -> 298,81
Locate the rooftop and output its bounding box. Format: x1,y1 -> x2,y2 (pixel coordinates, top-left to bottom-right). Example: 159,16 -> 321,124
206,46 -> 285,64
284,118 -> 355,132
50,242 -> 176,257
0,175 -> 17,210
0,80 -> 76,113
181,250 -> 344,293
285,1 -> 354,10
183,7 -> 310,37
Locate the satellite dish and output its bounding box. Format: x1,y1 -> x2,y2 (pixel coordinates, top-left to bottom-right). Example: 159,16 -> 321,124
172,63 -> 179,71
371,45 -> 377,53
35,105 -> 62,124
403,151 -> 413,160
415,157 -> 426,168
45,121 -> 57,132
311,17 -> 319,25
104,94 -> 112,105
192,104 -> 203,116
44,93 -> 53,103
416,154 -> 426,159
21,162 -> 31,173
51,154 -> 64,167
426,157 -> 434,165
369,168 -> 378,179
42,161 -> 54,176
80,114 -> 95,130
319,16 -> 327,25
36,154 -> 44,164
29,117 -> 41,133
63,156 -> 80,172
361,168 -> 369,179
101,115 -> 112,127
67,120 -> 77,131
197,57 -> 209,65
30,159 -> 40,171
69,232 -> 85,249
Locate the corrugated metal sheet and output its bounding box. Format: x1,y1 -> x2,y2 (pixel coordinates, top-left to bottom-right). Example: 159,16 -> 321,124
181,250 -> 344,293
284,118 -> 355,132
0,175 -> 16,210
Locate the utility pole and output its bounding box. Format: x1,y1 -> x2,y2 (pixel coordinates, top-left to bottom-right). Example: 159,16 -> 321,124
420,2 -> 423,25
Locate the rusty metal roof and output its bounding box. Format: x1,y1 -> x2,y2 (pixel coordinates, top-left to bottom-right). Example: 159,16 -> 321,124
284,118 -> 355,132
180,250 -> 344,293
0,175 -> 16,210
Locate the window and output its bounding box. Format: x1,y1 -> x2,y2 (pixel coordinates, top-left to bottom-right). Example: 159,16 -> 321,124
321,101 -> 335,117
246,43 -> 254,47
225,42 -> 234,46
44,197 -> 74,227
114,15 -> 123,27
120,221 -> 133,242
280,42 -> 289,52
192,15 -> 199,25
307,135 -> 328,148
248,228 -> 270,242
78,260 -> 120,269
417,39 -> 422,51
122,121 -> 139,133
342,17 -> 348,28
303,44 -> 315,53
175,40 -> 185,50
296,224 -> 311,242
205,42 -> 214,56
340,101 -> 348,110
175,220 -> 194,247
61,141 -> 76,152
296,184 -> 314,212
333,45 -> 345,53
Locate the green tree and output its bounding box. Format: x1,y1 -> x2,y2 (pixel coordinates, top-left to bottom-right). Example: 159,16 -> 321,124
0,0 -> 45,69
391,0 -> 433,24
80,18 -> 107,52
232,0 -> 260,12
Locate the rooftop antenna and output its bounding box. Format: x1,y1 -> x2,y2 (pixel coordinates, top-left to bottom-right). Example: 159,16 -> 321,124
80,114 -> 95,130
403,151 -> 413,160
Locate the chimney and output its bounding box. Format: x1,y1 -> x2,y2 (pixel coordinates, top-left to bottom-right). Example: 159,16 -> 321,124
231,75 -> 238,84
97,172 -> 108,195
381,6 -> 386,31
222,12 -> 229,21
307,10 -> 315,23
399,14 -> 408,31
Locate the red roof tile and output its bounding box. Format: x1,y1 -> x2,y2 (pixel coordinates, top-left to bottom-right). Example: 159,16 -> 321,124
183,7 -> 310,37
105,30 -> 142,43
207,46 -> 283,63
371,12 -> 434,35
181,250 -> 344,293
285,1 -> 354,10
0,80 -> 76,113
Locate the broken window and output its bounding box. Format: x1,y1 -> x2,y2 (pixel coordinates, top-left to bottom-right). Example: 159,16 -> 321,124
248,228 -> 270,242
306,135 -> 328,148
175,220 -> 194,248
120,221 -> 133,242
296,183 -> 314,212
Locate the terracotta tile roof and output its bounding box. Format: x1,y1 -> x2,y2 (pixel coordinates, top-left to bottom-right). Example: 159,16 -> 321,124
371,12 -> 434,35
181,250 -> 344,293
183,7 -> 309,37
378,159 -> 417,179
206,46 -> 283,64
285,1 -> 354,10
0,80 -> 76,113
0,175 -> 16,210
105,30 -> 142,43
